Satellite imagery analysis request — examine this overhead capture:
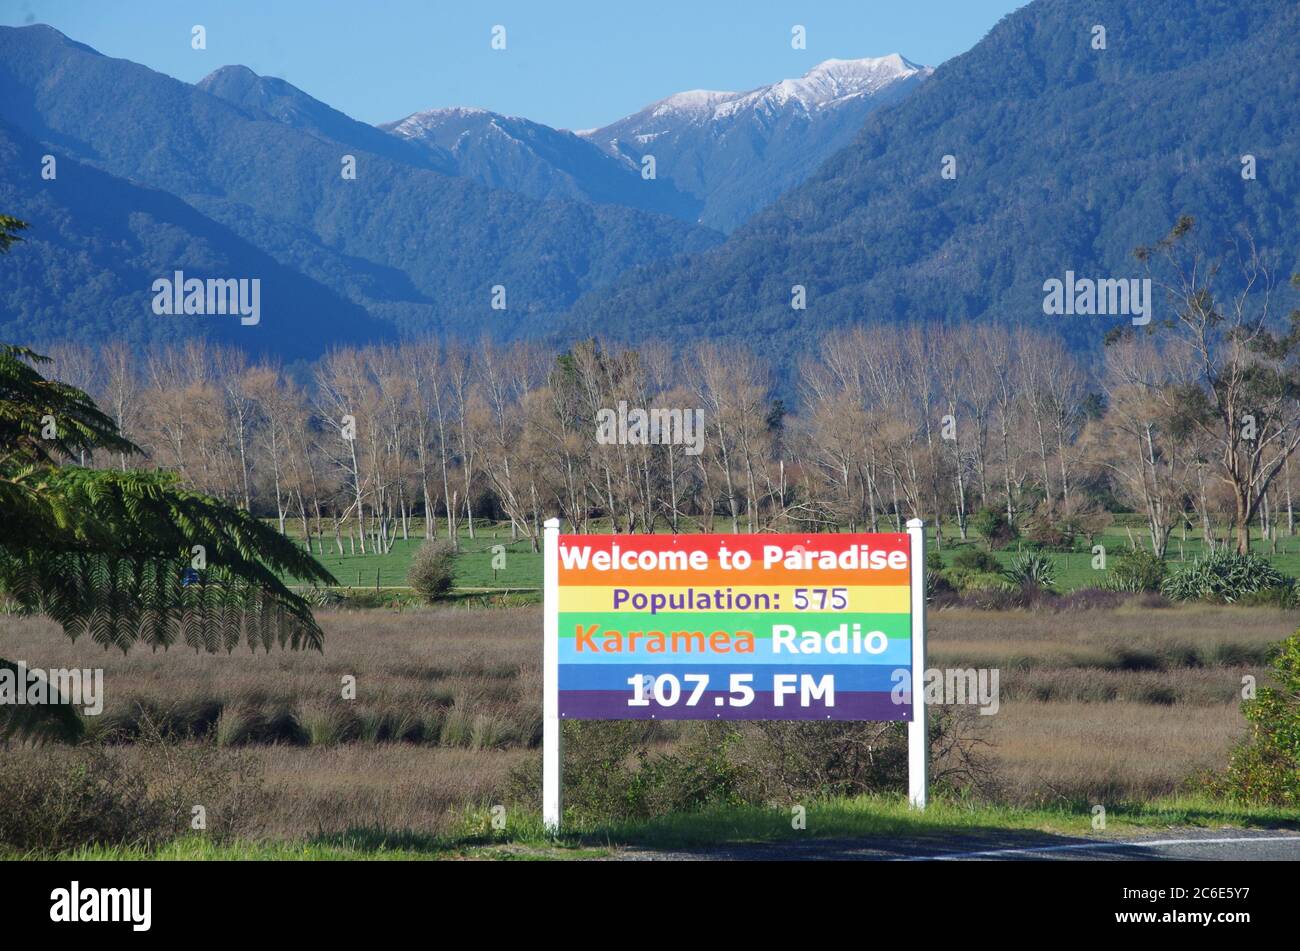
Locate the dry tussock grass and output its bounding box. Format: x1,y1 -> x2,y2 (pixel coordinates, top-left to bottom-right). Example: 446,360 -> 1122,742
986,700 -> 1247,803
0,608 -> 541,749
0,742 -> 529,842
3,601 -> 1292,822
218,744 -> 529,839
930,604 -> 1294,665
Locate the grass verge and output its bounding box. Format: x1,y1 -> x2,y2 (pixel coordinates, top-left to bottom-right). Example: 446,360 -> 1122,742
14,794 -> 1298,861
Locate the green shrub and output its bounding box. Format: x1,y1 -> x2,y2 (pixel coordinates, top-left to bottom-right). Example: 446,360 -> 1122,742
951,547 -> 1000,574
970,507 -> 1018,549
925,572 -> 956,600
421,708 -> 446,746
735,721 -> 908,800
509,721 -> 744,823
1105,547 -> 1167,593
1161,552 -> 1291,603
1024,521 -> 1072,550
356,706 -> 426,743
944,548 -> 1009,593
469,712 -> 510,750
1209,633 -> 1300,806
508,710 -> 993,824
924,550 -> 956,600
407,539 -> 458,603
0,732 -> 269,853
301,587 -> 345,608
963,572 -> 1013,593
0,748 -> 158,852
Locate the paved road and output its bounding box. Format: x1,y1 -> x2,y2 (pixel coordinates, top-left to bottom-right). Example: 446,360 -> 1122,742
614,828 -> 1300,861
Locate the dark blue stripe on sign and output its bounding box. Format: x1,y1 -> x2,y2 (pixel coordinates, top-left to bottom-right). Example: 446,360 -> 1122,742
558,689 -> 912,721
558,664 -> 908,693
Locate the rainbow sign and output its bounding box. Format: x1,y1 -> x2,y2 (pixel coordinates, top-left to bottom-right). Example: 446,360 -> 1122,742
553,533 -> 914,721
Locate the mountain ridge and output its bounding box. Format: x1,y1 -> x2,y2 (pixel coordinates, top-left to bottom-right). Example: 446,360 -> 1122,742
379,104 -> 701,219
197,64 -> 458,174
592,55 -> 929,127
0,114 -> 390,360
0,23 -> 720,351
560,0 -> 1300,360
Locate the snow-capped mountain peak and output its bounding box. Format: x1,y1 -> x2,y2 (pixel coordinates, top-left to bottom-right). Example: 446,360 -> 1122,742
577,54 -> 931,231
590,54 -> 930,131
774,55 -> 922,96
650,89 -> 735,118
750,54 -> 928,112
382,106 -> 496,140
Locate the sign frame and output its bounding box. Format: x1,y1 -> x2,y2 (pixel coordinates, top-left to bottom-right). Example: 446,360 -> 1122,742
541,517 -> 927,831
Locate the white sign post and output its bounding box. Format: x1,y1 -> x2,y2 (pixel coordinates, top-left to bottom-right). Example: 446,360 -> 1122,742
906,518 -> 929,809
542,517 -> 562,831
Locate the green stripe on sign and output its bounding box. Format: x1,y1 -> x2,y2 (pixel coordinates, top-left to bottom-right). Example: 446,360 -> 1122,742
557,612 -> 911,638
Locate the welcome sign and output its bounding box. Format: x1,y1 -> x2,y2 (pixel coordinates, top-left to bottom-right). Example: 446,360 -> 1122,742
541,519 -> 929,828
555,533 -> 913,720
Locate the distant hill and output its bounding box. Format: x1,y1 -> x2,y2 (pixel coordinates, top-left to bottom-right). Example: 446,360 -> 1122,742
197,64 -> 458,175
562,0 -> 1300,358
0,25 -> 721,351
580,55 -> 931,231
0,116 -> 389,360
380,106 -> 701,220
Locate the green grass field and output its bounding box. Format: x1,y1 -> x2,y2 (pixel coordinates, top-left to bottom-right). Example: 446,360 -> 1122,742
281,515 -> 1300,594
284,523 -> 542,590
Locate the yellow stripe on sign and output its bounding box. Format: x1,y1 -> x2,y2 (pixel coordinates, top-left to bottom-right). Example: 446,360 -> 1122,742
556,585 -> 910,614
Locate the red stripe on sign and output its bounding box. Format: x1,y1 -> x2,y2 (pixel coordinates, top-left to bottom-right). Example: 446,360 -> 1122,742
558,533 -> 911,586
559,533 -> 909,556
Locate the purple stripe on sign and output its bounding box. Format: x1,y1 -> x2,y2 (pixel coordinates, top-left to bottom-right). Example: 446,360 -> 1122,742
558,690 -> 912,721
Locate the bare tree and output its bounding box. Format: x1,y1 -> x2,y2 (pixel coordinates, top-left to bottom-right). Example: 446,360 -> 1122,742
1139,217 -> 1300,554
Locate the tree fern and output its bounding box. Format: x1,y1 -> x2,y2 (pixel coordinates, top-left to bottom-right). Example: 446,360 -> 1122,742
0,328 -> 335,653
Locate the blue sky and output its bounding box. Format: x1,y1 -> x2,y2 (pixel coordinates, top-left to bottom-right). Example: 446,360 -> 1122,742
3,0 -> 1026,129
